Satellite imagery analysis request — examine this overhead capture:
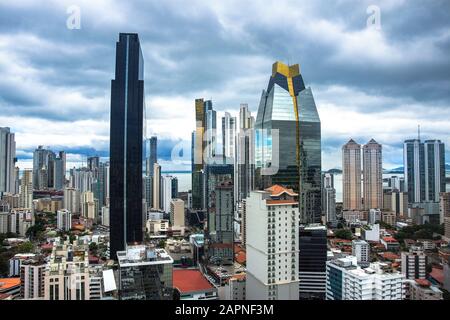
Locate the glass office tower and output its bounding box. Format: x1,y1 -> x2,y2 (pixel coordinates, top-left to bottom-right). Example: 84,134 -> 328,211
255,61 -> 322,223
110,33 -> 145,258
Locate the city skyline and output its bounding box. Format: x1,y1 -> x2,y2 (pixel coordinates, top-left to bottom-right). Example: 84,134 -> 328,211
1,1 -> 449,171
1,1 -> 450,304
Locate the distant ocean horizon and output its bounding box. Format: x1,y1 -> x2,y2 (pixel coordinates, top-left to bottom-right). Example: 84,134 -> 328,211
166,171 -> 450,199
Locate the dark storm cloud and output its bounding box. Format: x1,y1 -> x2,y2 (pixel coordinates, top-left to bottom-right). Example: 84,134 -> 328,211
0,0 -> 449,169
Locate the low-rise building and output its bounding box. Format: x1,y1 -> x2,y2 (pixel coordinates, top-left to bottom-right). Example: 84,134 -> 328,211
146,219 -> 169,236
380,237 -> 400,251
173,269 -> 218,300
352,240 -> 370,267
117,245 -> 173,300
224,273 -> 246,300
326,256 -> 404,300
0,278 -> 21,299
407,279 -> 442,300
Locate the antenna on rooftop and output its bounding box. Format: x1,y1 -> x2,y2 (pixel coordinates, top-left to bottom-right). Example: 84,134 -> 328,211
418,124 -> 421,141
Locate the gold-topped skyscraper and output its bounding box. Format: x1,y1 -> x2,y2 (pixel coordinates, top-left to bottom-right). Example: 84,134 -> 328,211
255,61 -> 322,224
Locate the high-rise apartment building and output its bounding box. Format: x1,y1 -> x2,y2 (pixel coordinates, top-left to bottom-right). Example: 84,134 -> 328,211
161,175 -> 175,213
146,136 -> 157,177
109,33 -> 145,258
322,173 -> 336,224
63,187 -> 80,215
57,209 -> 72,231
170,198 -> 185,228
208,181 -> 234,265
440,192 -> 450,239
352,240 -> 370,266
222,112 -> 236,159
0,127 -> 16,194
19,169 -> 33,209
363,139 -> 383,210
342,139 -> 362,210
234,104 -> 255,204
255,61 -> 321,224
152,163 -> 161,210
81,191 -> 96,220
20,257 -> 46,300
44,240 -> 90,300
246,185 -> 299,300
401,246 -> 427,280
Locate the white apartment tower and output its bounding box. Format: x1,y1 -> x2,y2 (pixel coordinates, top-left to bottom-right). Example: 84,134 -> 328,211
246,185 -> 299,300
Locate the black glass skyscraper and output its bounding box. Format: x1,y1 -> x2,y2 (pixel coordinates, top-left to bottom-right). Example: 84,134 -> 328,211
110,33 -> 145,259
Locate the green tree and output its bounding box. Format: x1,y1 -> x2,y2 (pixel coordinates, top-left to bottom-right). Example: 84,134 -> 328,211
334,229 -> 353,240
16,241 -> 34,253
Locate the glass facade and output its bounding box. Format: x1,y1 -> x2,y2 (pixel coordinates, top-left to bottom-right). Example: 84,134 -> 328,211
119,263 -> 173,300
255,61 -> 322,223
110,33 -> 145,258
299,225 -> 327,300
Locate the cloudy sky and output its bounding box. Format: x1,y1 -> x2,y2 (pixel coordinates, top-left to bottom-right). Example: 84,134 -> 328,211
1,0 -> 449,171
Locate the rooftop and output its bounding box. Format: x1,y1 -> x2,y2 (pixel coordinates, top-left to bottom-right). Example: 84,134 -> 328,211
265,185 -> 298,197
0,278 -> 21,292
173,269 -> 214,293
117,245 -> 173,266
382,237 -> 399,243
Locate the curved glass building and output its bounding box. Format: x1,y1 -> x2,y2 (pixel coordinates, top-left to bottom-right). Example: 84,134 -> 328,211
255,61 -> 322,223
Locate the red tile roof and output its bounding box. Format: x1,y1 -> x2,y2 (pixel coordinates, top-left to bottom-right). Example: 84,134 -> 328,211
382,252 -> 400,260
382,237 -> 399,243
429,268 -> 444,284
0,278 -> 20,291
265,185 -> 298,197
235,251 -> 246,264
415,279 -> 431,287
173,269 -> 214,293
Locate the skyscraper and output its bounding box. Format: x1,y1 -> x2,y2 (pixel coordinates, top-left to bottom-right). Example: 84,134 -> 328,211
54,151 -> 66,191
404,139 -> 425,204
424,140 -> 445,202
363,139 -> 383,210
322,173 -> 336,225
33,145 -> 50,190
192,99 -> 217,210
146,136 -> 157,177
205,100 -> 217,159
19,169 -> 33,209
404,139 -> 445,204
222,112 -> 236,159
255,61 -> 321,224
109,33 -> 145,258
192,99 -> 206,210
234,104 -> 255,203
0,127 -> 16,194
342,139 -> 362,210
153,163 -> 161,210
